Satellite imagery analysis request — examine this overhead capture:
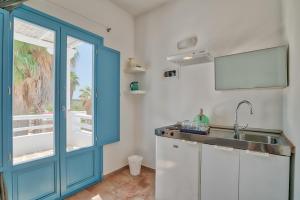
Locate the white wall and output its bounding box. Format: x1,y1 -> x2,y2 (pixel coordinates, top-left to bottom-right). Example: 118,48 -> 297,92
13,133 -> 53,156
25,0 -> 137,175
282,0 -> 300,199
135,0 -> 286,168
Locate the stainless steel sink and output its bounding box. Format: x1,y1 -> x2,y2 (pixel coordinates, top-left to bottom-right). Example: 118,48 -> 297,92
240,133 -> 279,144
156,125 -> 294,156
209,129 -> 280,144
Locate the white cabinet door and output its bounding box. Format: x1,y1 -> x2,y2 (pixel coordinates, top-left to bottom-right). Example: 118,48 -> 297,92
201,144 -> 239,200
156,136 -> 200,200
239,150 -> 290,200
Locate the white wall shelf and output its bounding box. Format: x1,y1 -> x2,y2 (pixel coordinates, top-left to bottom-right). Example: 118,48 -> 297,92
126,67 -> 147,74
128,90 -> 146,95
125,58 -> 148,95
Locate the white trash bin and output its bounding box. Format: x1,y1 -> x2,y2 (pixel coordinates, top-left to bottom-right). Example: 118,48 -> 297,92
128,155 -> 143,176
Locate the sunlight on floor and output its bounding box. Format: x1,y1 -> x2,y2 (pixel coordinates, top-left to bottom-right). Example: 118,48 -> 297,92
91,195 -> 102,200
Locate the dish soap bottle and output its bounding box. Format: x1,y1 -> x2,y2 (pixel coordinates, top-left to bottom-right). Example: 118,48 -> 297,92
193,108 -> 209,127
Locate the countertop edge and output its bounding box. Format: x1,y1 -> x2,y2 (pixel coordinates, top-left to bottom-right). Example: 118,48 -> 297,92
155,126 -> 294,157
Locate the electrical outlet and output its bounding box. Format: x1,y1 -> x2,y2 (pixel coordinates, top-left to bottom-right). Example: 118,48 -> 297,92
164,70 -> 176,77
164,69 -> 177,78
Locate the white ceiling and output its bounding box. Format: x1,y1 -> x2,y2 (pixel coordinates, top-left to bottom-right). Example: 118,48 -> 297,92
110,0 -> 175,16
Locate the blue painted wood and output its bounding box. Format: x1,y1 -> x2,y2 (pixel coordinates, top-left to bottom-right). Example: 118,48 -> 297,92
58,22 -> 68,200
98,47 -> 120,145
59,147 -> 103,200
2,9 -> 13,200
0,9 -> 6,171
12,162 -> 58,200
59,25 -> 102,197
2,7 -> 62,200
0,7 -> 9,173
66,152 -> 94,187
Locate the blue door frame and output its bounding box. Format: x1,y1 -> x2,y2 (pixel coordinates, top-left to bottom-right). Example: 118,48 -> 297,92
59,24 -> 102,197
4,7 -> 62,200
1,5 -> 106,200
0,8 -> 9,173
1,7 -> 11,199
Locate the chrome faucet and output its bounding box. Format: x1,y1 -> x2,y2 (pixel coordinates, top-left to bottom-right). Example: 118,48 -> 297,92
233,100 -> 254,139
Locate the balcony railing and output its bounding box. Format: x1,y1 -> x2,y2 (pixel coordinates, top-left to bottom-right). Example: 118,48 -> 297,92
13,112 -> 92,137
13,112 -> 93,164
13,114 -> 53,135
69,112 -> 92,135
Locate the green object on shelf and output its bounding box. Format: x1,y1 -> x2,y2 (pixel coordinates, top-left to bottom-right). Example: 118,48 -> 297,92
130,81 -> 139,91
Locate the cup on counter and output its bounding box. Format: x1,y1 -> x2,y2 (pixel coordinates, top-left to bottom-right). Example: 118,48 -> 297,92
182,120 -> 191,129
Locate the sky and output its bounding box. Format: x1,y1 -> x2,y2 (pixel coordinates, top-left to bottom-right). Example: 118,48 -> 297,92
72,43 -> 93,99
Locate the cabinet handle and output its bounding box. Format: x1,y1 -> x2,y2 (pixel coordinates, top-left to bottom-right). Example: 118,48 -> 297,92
173,145 -> 179,148
246,150 -> 269,157
214,145 -> 234,151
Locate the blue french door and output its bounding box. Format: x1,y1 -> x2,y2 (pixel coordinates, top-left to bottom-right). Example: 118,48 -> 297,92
5,8 -> 61,200
1,5 -> 120,200
59,26 -> 102,196
3,6 -> 103,199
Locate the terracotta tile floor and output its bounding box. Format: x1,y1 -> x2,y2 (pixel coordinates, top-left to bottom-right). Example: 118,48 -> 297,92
66,167 -> 155,200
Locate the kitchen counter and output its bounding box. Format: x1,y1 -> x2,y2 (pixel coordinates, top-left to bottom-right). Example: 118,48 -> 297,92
155,125 -> 294,157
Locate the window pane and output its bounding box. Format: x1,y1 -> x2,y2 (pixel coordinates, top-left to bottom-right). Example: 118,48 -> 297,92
13,18 -> 55,165
66,36 -> 94,152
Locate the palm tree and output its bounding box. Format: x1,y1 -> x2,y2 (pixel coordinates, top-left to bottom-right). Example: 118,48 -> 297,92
69,49 -> 80,101
13,41 -> 38,85
70,50 -> 79,68
13,40 -> 54,135
70,71 -> 79,100
79,86 -> 92,114
13,40 -> 53,115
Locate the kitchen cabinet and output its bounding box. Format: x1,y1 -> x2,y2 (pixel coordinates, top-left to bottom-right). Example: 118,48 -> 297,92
215,45 -> 288,90
201,144 -> 239,200
201,144 -> 290,200
156,136 -> 200,200
239,150 -> 290,200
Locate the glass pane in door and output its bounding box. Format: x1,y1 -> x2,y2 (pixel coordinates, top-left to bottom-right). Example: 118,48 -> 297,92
13,18 -> 56,165
66,36 -> 94,152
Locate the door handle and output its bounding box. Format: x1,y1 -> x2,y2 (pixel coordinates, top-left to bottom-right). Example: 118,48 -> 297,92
173,144 -> 179,148
95,135 -> 99,145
